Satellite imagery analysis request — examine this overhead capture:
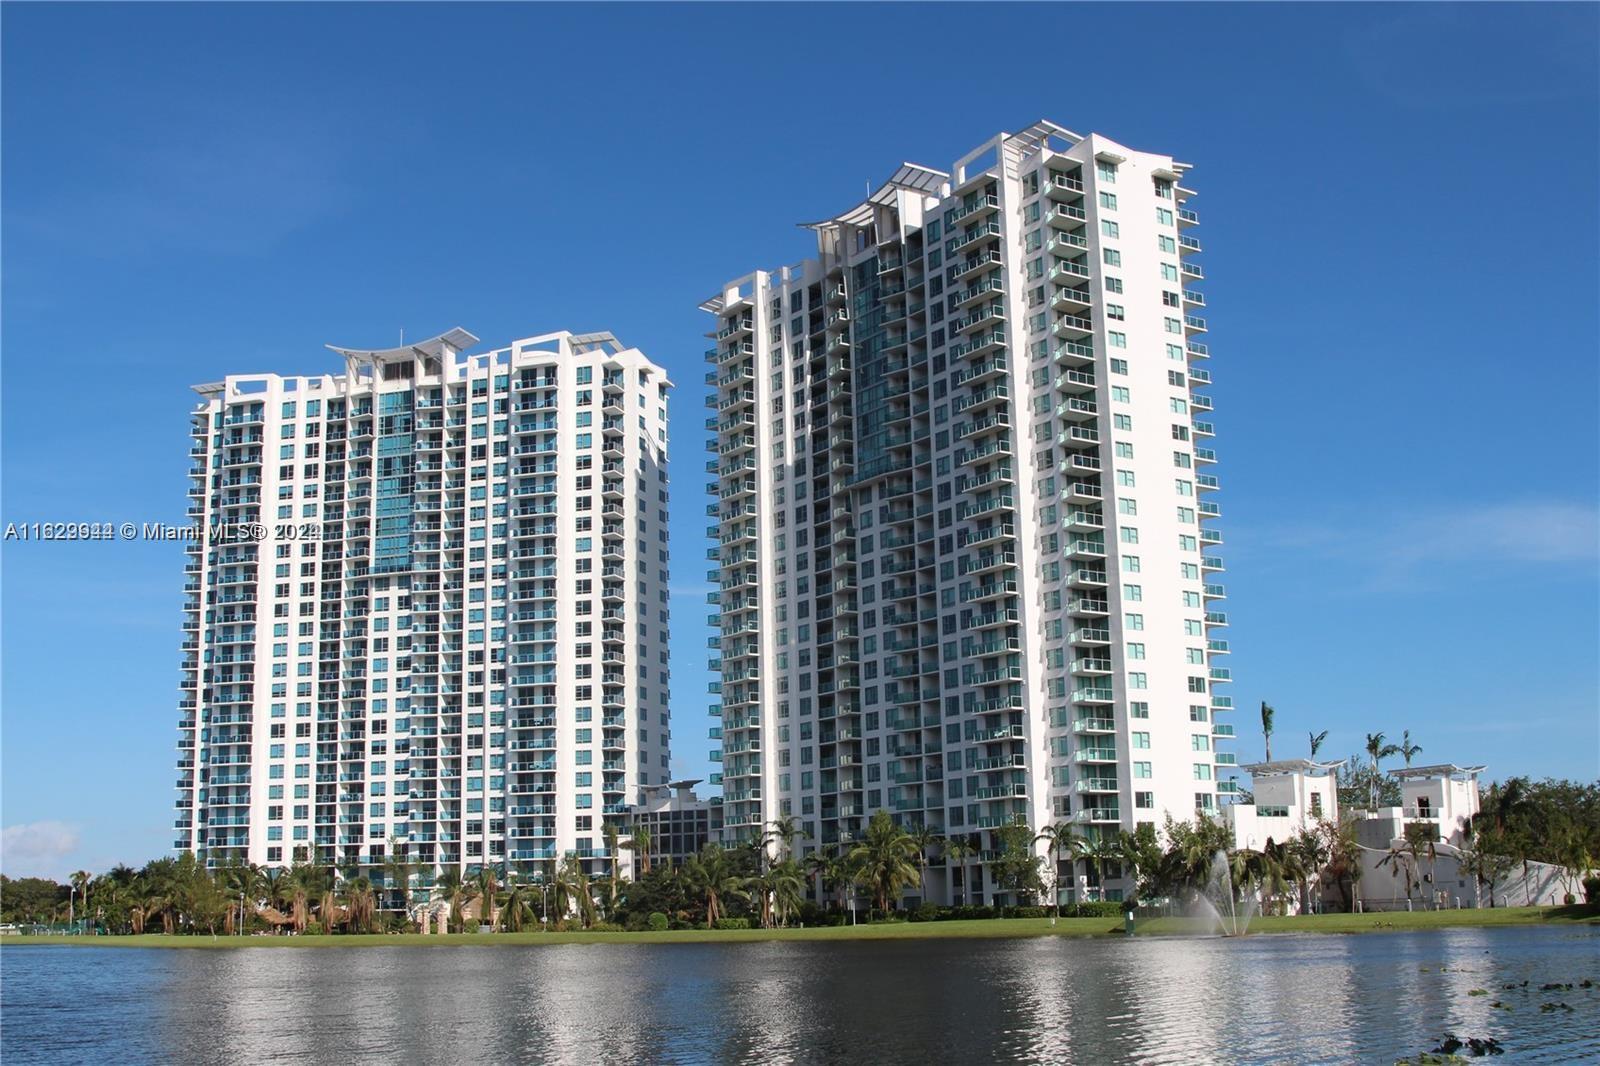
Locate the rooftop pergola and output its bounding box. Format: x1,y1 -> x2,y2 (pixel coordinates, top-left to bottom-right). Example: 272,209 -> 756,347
1388,764 -> 1487,781
1238,759 -> 1344,778
800,162 -> 950,231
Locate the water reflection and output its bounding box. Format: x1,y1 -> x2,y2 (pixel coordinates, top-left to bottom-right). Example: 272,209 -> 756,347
2,926 -> 1596,1064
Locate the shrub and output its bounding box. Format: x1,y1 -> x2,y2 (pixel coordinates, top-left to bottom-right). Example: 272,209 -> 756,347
1583,876 -> 1600,905
909,902 -> 940,923
1063,901 -> 1123,919
942,905 -> 997,921
647,912 -> 669,932
1010,905 -> 1046,919
712,917 -> 750,930
588,922 -> 624,933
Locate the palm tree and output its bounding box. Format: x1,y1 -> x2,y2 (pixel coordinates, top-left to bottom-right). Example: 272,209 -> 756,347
1035,822 -> 1088,917
602,823 -> 623,917
905,824 -> 943,903
804,844 -> 846,911
1260,702 -> 1276,761
1379,839 -> 1417,906
219,863 -> 261,935
1308,730 -> 1329,758
1288,827 -> 1329,914
768,860 -> 805,926
553,854 -> 597,927
285,864 -> 319,934
1087,834 -> 1123,902
940,836 -> 978,906
382,838 -> 414,914
498,883 -> 536,932
681,843 -> 747,928
1399,729 -> 1423,768
433,868 -> 469,933
765,815 -> 803,865
849,811 -> 921,914
1404,823 -> 1438,909
69,870 -> 91,928
623,825 -> 653,877
472,865 -> 499,928
1259,839 -> 1302,916
1364,732 -> 1400,807
318,885 -> 339,935
341,876 -> 376,933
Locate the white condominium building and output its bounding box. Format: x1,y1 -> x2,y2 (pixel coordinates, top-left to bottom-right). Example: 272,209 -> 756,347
176,328 -> 673,885
701,122 -> 1231,904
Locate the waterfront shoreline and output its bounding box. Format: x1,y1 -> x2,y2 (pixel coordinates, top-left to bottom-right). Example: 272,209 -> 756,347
4,906 -> 1594,949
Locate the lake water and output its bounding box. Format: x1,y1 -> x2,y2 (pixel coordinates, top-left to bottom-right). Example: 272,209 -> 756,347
3,926 -> 1597,1063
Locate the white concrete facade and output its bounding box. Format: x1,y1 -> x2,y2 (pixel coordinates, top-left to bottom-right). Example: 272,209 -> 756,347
1224,761 -> 1577,910
175,329 -> 672,885
1223,759 -> 1341,852
701,122 -> 1231,904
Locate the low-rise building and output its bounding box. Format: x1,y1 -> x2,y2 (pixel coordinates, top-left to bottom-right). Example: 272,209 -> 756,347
627,779 -> 721,875
1225,760 -> 1575,910
1222,759 -> 1341,851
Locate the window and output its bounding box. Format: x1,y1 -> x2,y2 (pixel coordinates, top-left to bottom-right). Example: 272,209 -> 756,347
1099,192 -> 1118,209
1132,732 -> 1151,749
1130,701 -> 1149,718
1112,386 -> 1130,403
1129,672 -> 1147,689
1134,761 -> 1152,778
1096,161 -> 1118,182
1124,612 -> 1143,630
1102,249 -> 1121,268
1105,277 -> 1123,294
1126,642 -> 1145,659
1101,220 -> 1120,238
1108,331 -> 1127,348
1158,235 -> 1177,253
1156,207 -> 1174,226
1110,358 -> 1128,375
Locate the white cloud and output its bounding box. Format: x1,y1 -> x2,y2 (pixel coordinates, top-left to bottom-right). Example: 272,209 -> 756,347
1233,500 -> 1598,588
1,821 -> 81,879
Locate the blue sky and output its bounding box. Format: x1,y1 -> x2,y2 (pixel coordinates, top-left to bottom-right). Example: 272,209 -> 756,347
3,4 -> 1596,879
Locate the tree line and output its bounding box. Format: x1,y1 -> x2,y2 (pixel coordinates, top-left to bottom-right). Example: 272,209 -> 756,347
5,778 -> 1594,933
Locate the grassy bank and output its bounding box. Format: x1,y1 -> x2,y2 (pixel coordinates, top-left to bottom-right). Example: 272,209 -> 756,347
4,906 -> 1593,949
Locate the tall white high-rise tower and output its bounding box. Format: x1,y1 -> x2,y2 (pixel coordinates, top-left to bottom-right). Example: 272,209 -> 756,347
702,122 -> 1231,905
176,329 -> 672,893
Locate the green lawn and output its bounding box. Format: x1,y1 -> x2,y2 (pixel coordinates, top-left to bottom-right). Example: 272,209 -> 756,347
3,906 -> 1592,949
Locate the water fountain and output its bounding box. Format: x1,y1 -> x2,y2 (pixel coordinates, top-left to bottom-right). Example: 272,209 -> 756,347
1187,849 -> 1259,936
